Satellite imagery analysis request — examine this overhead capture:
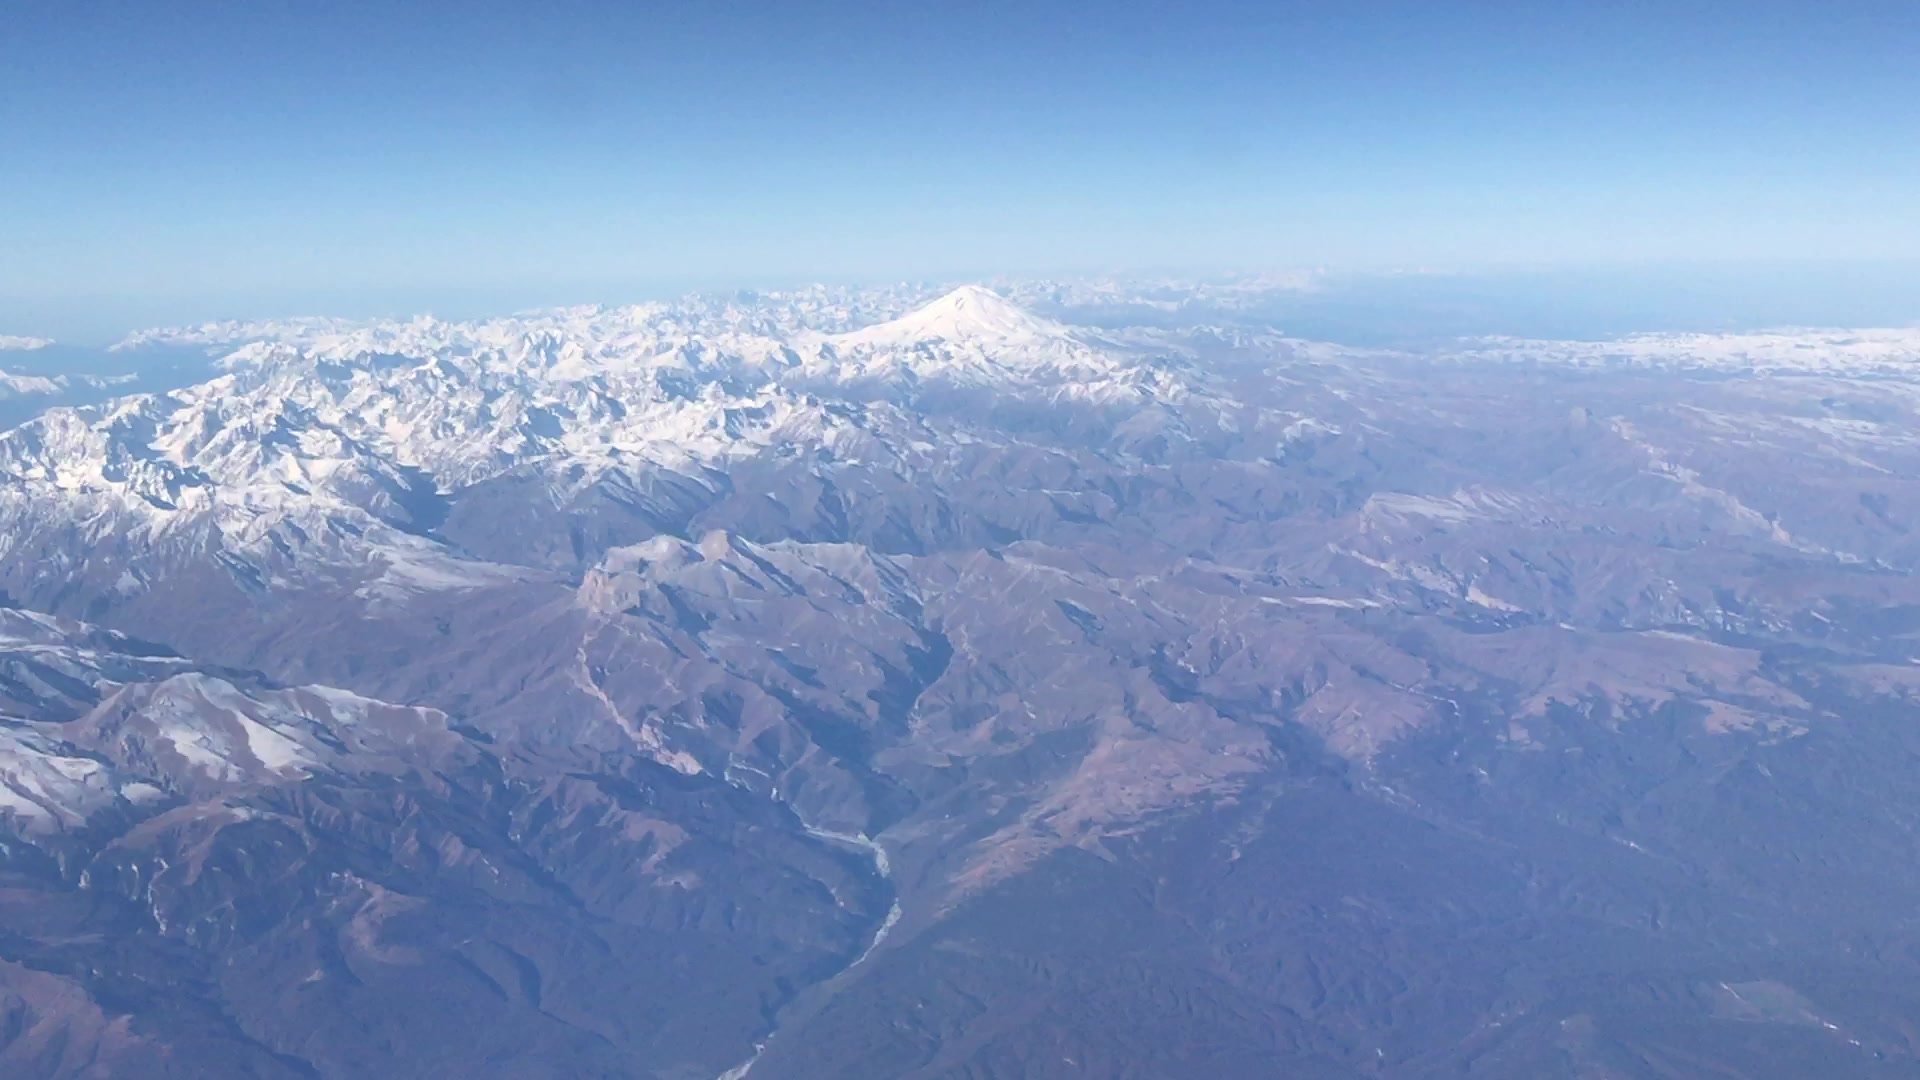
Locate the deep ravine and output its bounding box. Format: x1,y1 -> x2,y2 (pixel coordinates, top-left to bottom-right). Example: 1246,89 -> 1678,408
714,824 -> 900,1080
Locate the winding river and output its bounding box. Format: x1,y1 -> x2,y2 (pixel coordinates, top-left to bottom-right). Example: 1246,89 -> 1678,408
714,825 -> 900,1080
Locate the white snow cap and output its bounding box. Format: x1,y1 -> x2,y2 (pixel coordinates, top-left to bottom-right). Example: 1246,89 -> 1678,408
836,286 -> 1070,350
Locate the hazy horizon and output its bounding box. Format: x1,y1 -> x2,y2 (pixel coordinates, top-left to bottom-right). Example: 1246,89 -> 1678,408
6,1 -> 1918,342
6,260 -> 1920,350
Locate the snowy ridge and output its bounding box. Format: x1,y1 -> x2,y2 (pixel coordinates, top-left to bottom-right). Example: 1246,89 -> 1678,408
4,286 -> 1176,597
0,728 -> 118,830
108,284 -> 948,356
0,669 -> 457,832
19,282 -> 1919,614
14,285 -> 1187,507
0,608 -> 457,833
0,368 -> 64,399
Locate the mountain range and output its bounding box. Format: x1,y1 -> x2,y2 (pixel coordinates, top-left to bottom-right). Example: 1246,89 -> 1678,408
4,284 -> 1920,1078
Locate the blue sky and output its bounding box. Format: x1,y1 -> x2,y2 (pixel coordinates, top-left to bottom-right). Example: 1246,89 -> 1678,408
4,0 -> 1918,338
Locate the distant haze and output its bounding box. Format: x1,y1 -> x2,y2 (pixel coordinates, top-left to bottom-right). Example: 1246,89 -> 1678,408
4,1 -> 1918,337
7,264 -> 1920,349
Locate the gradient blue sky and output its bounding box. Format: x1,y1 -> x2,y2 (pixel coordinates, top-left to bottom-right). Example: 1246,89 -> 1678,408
4,0 -> 1918,338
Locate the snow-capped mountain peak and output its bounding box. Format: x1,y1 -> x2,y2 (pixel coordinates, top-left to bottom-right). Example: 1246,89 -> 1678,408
810,284 -> 1156,391
834,285 -> 1070,351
